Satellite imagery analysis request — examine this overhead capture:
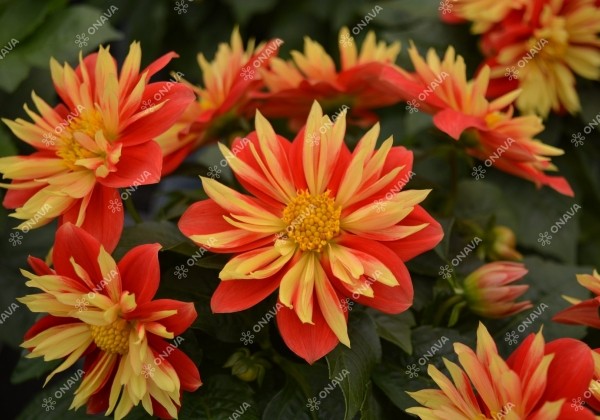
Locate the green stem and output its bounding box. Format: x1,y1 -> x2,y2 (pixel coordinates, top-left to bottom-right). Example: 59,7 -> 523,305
433,294 -> 465,326
125,198 -> 143,224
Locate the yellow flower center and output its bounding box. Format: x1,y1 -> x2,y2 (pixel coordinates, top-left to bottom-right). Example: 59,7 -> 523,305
89,319 -> 130,355
56,110 -> 105,170
484,111 -> 505,128
281,190 -> 341,252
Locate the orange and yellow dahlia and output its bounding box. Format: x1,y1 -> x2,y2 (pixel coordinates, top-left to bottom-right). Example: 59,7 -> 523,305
19,223 -> 201,419
442,0 -> 528,34
381,44 -> 573,196
553,270 -> 600,328
408,323 -> 597,419
481,0 -> 600,117
178,101 -> 443,363
156,28 -> 282,174
0,42 -> 194,251
256,27 -> 403,127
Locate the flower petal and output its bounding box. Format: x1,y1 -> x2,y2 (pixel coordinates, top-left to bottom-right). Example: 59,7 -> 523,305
60,185 -> 124,253
276,302 -> 339,364
211,272 -> 282,313
118,243 -> 162,304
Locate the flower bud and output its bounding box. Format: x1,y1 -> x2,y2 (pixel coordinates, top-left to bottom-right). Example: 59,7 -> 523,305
463,262 -> 532,318
483,226 -> 522,262
224,348 -> 270,384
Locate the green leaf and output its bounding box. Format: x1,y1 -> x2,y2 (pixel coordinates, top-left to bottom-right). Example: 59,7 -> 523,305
326,312 -> 382,420
113,221 -> 188,260
0,4 -> 121,92
0,0 -> 65,47
454,180 -> 518,228
0,210 -> 55,348
222,0 -> 278,25
0,48 -> 30,92
21,5 -> 122,67
0,123 -> 16,157
577,80 -> 600,125
178,374 -> 259,420
498,174 -> 580,264
359,381 -> 384,420
16,365 -> 91,419
262,379 -> 311,420
373,326 -> 471,411
372,362 -> 434,412
160,264 -> 264,344
10,354 -> 60,385
367,309 -> 415,354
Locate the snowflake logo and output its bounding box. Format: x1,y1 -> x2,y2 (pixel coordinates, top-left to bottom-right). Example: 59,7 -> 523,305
42,132 -> 56,147
9,231 -> 23,247
108,199 -> 122,213
306,397 -> 321,411
240,66 -> 255,81
305,132 -> 320,147
274,232 -> 288,242
42,397 -> 56,411
438,265 -> 453,280
405,364 -> 420,378
405,100 -> 420,113
207,165 -> 222,179
504,66 -> 519,81
537,232 -> 552,247
471,165 -> 486,180
74,33 -> 89,48
174,0 -> 189,14
339,33 -> 354,47
372,199 -> 387,213
340,298 -> 354,312
142,363 -> 155,378
504,331 -> 519,346
571,132 -> 585,147
75,298 -> 88,312
571,397 -> 585,412
174,265 -> 188,279
240,331 -> 254,345
141,99 -> 154,112
438,0 -> 454,14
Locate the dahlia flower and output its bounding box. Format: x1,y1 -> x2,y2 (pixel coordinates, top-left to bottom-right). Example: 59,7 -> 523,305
155,28 -> 282,174
19,223 -> 201,419
179,101 -> 443,363
553,270 -> 600,328
256,27 -> 403,127
481,0 -> 600,117
442,0 -> 528,34
381,44 -> 573,196
0,42 -> 194,251
408,323 -> 597,419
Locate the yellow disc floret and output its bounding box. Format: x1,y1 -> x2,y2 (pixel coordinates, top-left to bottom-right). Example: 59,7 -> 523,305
282,190 -> 341,252
56,110 -> 105,170
89,319 -> 130,355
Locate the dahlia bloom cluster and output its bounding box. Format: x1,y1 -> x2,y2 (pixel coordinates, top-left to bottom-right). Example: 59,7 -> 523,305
0,11 -> 596,418
408,323 -> 599,419
382,44 -> 573,196
444,0 -> 600,117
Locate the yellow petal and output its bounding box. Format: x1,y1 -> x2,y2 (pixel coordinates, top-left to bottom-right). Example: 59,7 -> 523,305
314,261 -> 350,347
